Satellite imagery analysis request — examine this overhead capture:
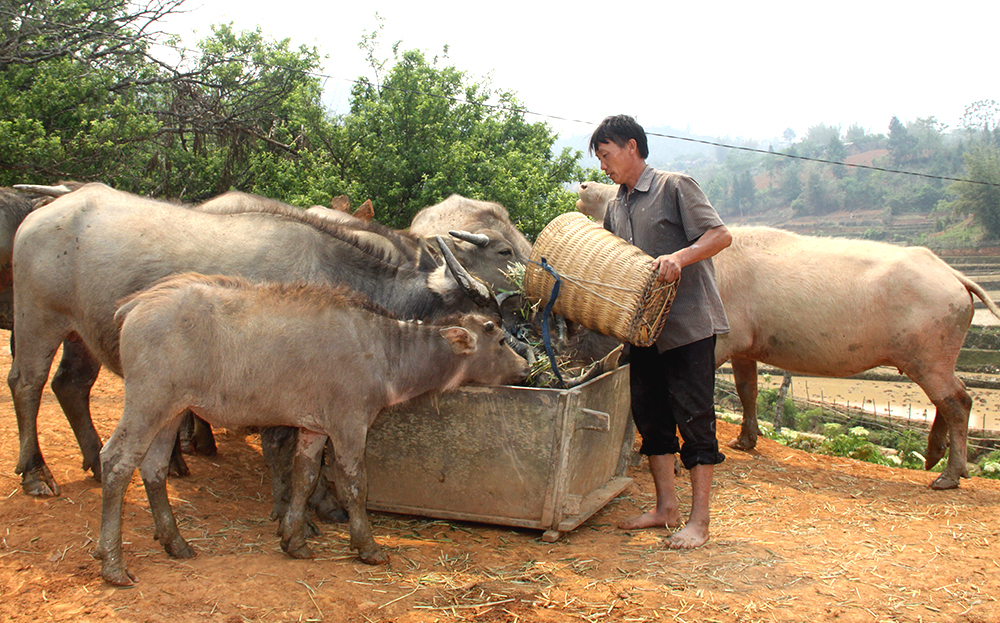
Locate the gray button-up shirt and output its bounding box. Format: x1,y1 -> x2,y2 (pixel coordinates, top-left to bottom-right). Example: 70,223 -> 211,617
603,165 -> 729,352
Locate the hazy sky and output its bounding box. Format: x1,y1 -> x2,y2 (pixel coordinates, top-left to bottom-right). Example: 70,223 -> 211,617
159,0 -> 998,143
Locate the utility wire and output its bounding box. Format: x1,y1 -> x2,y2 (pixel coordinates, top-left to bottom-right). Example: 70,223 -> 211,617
3,7 -> 998,188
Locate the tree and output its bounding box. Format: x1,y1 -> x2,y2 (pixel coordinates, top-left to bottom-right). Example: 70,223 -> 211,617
149,23 -> 325,199
0,0 -> 182,186
826,135 -> 848,178
334,43 -> 581,235
948,144 -> 1000,238
887,116 -> 917,165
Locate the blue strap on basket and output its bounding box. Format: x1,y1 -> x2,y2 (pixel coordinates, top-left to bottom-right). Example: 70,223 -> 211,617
534,257 -> 566,388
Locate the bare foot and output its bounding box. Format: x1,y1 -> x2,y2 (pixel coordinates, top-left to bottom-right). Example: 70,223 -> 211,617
618,508 -> 682,530
666,522 -> 709,549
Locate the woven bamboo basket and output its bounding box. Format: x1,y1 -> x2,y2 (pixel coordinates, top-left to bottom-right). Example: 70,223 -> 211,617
523,212 -> 677,347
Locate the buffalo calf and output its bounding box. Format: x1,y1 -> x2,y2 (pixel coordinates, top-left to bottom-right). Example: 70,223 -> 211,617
94,273 -> 528,586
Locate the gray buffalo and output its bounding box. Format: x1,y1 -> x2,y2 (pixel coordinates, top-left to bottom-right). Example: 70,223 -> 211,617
410,194 -> 532,291
576,181 -> 1000,489
0,188 -> 39,330
96,273 -> 528,585
8,183 -> 496,497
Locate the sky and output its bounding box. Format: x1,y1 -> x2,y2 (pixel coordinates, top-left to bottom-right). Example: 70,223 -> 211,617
157,0 -> 998,144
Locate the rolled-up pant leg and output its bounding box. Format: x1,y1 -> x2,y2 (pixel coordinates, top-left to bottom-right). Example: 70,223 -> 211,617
629,336 -> 725,470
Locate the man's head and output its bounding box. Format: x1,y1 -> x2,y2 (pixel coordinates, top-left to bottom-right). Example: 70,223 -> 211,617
589,115 -> 648,189
588,115 -> 649,159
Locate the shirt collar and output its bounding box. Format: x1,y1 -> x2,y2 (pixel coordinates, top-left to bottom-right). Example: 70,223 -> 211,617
615,164 -> 656,200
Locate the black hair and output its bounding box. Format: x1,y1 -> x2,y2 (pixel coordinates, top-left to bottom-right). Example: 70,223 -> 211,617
588,114 -> 649,159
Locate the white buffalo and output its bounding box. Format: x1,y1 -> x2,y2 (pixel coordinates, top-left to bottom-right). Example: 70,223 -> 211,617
577,182 -> 1000,489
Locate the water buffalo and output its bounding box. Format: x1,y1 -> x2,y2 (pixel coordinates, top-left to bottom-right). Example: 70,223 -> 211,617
575,181 -> 618,222
410,194 -> 533,291
716,226 -> 1000,489
575,182 -> 1000,488
95,273 -> 529,585
0,188 -> 39,330
307,196 -> 374,225
197,190 -> 438,271
8,183 -> 496,497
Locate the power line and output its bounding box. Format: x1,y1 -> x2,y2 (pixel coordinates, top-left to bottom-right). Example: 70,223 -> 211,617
3,6 -> 998,188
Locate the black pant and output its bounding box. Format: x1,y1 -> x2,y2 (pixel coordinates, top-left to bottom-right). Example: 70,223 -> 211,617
629,336 -> 725,470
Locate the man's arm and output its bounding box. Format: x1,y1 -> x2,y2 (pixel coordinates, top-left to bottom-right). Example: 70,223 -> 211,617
650,224 -> 732,283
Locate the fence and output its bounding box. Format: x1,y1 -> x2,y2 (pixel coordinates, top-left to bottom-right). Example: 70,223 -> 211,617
714,374 -> 1000,460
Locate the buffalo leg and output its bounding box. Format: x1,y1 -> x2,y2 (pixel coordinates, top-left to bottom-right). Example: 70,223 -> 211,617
279,429 -> 326,559
311,447 -> 348,523
926,390 -> 972,490
327,423 -> 387,565
140,419 -> 195,559
192,414 -> 216,456
9,316 -> 71,496
909,368 -> 972,490
729,357 -> 760,451
50,337 -> 104,480
262,427 -> 344,532
94,414 -> 165,586
178,410 -> 217,456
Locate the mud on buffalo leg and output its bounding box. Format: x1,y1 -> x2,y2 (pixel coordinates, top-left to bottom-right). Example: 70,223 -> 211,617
48,338 -> 104,480
140,419 -> 195,559
728,357 -> 760,451
9,324 -> 71,496
94,407 -> 178,586
926,390 -> 972,490
262,427 -> 345,533
908,367 -> 973,490
279,429 -> 326,559
327,421 -> 388,565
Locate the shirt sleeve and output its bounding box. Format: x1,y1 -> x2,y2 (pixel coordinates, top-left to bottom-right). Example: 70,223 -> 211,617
675,175 -> 724,242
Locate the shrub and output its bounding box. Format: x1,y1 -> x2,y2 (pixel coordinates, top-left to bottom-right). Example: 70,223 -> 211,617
822,423 -> 844,438
795,407 -> 825,433
976,450 -> 1000,480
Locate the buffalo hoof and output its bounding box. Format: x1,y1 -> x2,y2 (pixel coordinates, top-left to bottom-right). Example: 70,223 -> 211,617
21,467 -> 59,497
274,517 -> 321,539
311,501 -> 348,524
101,564 -> 139,587
929,473 -> 960,490
93,545 -> 139,586
82,458 -> 102,482
101,565 -> 139,588
162,536 -> 195,559
359,547 -> 389,565
280,536 -> 314,559
728,435 -> 757,452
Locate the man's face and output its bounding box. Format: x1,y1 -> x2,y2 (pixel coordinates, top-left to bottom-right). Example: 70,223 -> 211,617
595,139 -> 639,187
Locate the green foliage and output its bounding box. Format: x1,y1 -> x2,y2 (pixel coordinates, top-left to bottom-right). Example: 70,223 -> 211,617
946,144 -> 1000,238
756,387 -> 796,427
0,0 -> 168,187
339,43 -> 581,234
976,450 -> 1000,480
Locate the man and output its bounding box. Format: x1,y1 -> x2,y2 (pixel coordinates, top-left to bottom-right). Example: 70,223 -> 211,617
590,115 -> 731,549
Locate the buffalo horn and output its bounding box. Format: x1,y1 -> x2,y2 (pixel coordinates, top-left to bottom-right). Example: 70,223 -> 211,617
434,235 -> 495,309
448,230 -> 490,247
13,184 -> 73,197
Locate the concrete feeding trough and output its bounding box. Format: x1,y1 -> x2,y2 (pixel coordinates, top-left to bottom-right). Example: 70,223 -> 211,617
365,365 -> 634,542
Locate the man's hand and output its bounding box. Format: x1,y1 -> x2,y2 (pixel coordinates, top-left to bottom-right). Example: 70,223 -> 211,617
651,254 -> 682,283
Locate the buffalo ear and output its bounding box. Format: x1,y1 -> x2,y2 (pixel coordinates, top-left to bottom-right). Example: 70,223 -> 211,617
353,199 -> 374,222
330,195 -> 351,212
439,326 -> 477,355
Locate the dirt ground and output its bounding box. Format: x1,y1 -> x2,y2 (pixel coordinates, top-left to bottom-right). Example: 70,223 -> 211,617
2,340 -> 1000,623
